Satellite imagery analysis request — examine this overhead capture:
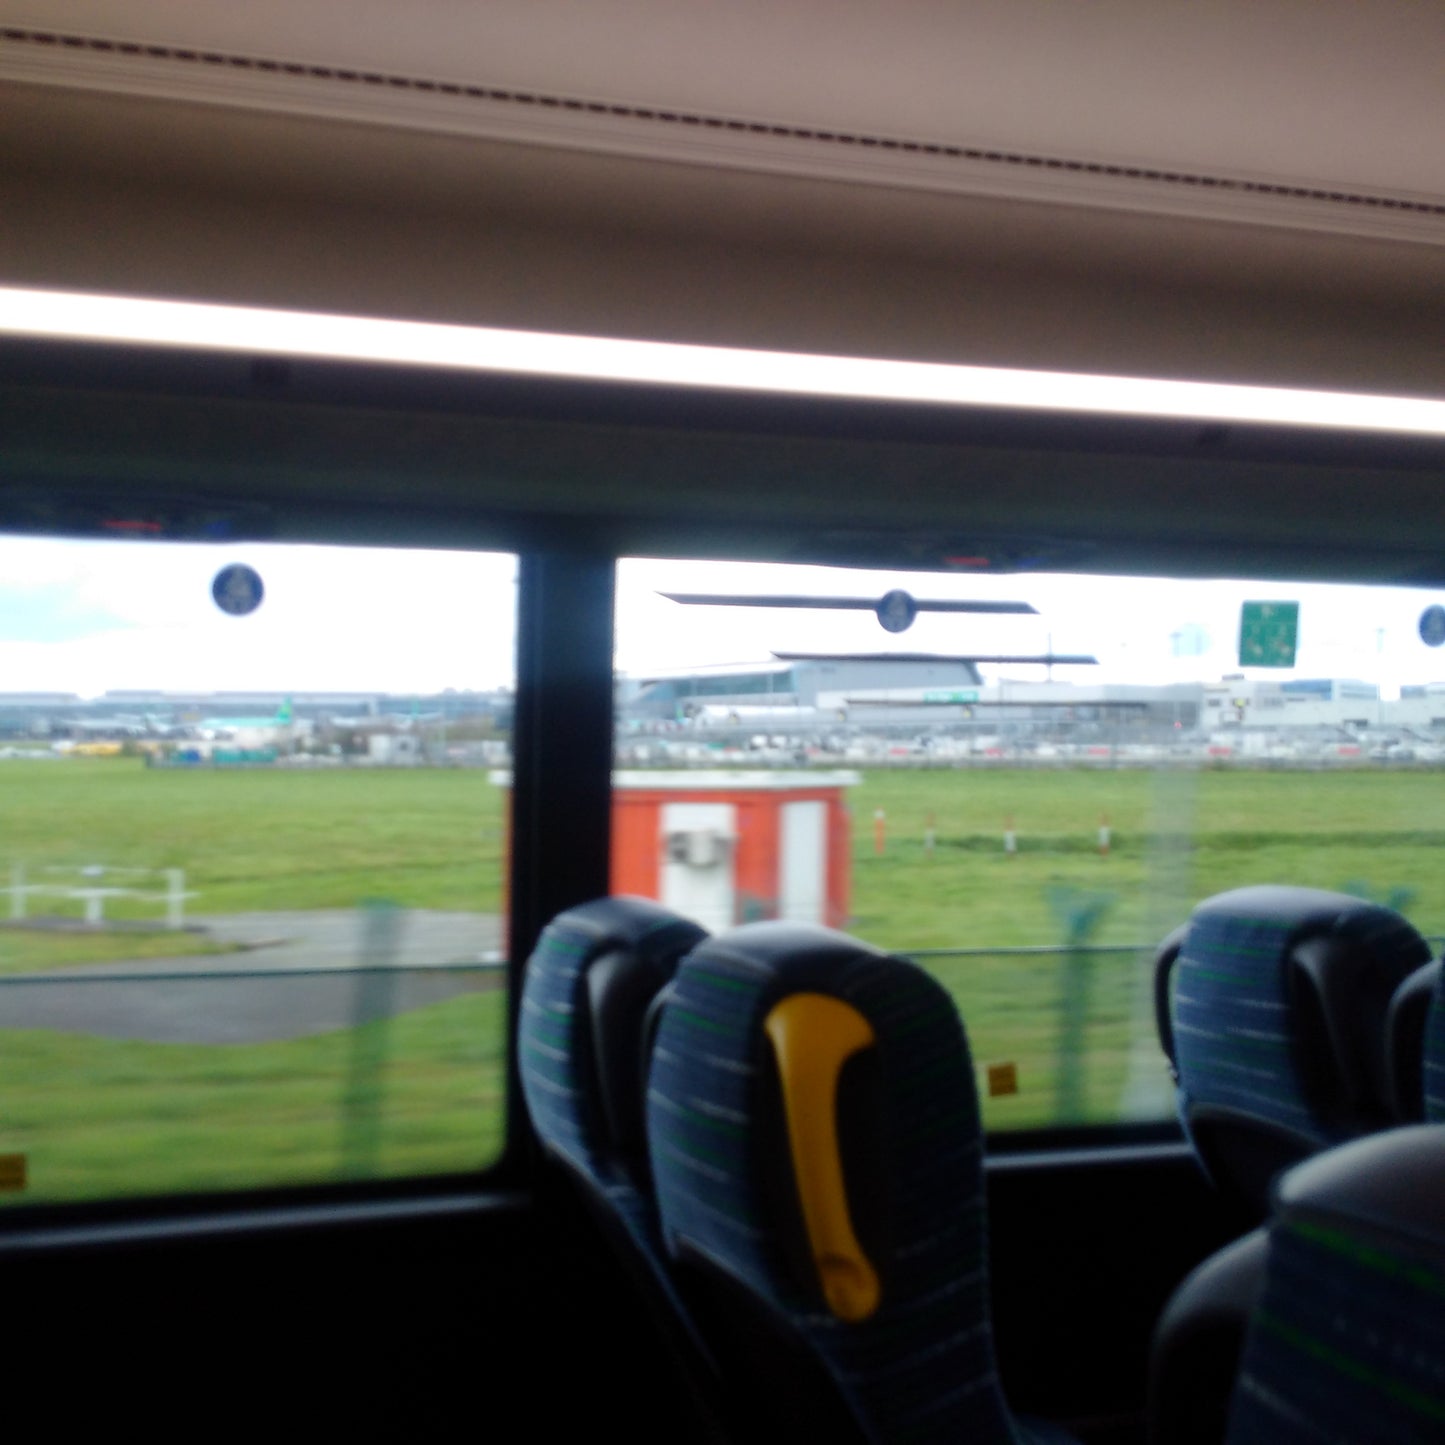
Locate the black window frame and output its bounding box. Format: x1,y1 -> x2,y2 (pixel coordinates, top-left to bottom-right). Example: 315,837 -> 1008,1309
2,331 -> 1443,1228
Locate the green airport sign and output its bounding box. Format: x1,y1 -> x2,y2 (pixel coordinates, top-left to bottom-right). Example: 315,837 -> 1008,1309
923,689 -> 980,703
1238,601 -> 1299,668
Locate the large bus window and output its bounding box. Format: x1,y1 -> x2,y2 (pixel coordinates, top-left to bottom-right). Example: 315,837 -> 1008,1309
0,537 -> 514,1206
616,557 -> 1445,1133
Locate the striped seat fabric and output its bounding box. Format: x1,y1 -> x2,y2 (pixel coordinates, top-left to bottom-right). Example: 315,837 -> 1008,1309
1158,885 -> 1430,1214
1384,957 -> 1441,1122
1423,966 -> 1445,1123
1226,1125 -> 1445,1445
647,921 -> 1079,1445
518,895 -> 707,1289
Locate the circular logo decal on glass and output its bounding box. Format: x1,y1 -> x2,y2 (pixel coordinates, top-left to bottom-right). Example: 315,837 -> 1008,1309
212,564 -> 265,617
1420,605 -> 1445,648
875,589 -> 918,634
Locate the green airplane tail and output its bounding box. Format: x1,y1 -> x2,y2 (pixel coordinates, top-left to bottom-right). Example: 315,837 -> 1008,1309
276,698 -> 293,725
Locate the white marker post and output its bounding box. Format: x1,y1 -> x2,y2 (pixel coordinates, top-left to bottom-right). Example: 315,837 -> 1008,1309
72,886 -> 129,924
166,869 -> 187,930
1004,815 -> 1017,857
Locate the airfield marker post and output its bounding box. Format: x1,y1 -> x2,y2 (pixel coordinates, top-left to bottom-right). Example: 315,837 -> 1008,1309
924,812 -> 936,858
1004,816 -> 1017,856
874,809 -> 886,856
166,869 -> 186,929
1099,814 -> 1111,856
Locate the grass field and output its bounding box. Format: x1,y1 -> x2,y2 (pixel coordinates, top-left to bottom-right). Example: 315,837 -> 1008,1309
3,758 -> 1442,1203
1,990 -> 506,1202
0,929 -> 242,975
846,766 -> 1445,948
2,759 -> 508,919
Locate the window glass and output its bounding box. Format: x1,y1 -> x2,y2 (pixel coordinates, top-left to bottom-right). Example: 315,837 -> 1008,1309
616,558 -> 1445,1130
0,537 -> 513,1205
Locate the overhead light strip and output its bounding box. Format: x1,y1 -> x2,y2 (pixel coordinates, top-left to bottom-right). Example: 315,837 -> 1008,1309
2,286 -> 1444,437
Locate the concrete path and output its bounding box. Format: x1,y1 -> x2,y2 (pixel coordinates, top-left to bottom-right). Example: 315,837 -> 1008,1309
0,909 -> 505,1044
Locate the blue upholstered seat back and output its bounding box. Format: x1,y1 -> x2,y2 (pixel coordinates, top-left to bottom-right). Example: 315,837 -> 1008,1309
1423,970 -> 1445,1123
1383,957 -> 1441,1123
1226,1126 -> 1445,1444
646,922 -> 1065,1445
519,895 -> 707,1257
1168,887 -> 1429,1176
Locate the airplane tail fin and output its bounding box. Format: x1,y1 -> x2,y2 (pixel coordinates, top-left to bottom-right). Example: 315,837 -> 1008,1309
277,698 -> 293,725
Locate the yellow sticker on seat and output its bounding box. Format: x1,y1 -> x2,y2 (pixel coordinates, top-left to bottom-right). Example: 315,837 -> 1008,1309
0,1154 -> 27,1191
987,1063 -> 1019,1097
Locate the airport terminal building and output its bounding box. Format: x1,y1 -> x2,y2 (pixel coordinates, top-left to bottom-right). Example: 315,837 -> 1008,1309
622,657 -> 985,723
620,663 -> 1445,748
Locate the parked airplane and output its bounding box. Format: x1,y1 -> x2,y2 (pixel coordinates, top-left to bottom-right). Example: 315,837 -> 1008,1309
196,698 -> 296,744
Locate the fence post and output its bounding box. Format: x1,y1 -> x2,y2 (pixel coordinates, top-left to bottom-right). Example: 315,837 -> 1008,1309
166,869 -> 186,930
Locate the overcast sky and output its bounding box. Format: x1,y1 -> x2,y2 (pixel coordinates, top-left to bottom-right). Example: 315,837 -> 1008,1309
2,534 -> 1444,699
6,292 -> 1445,700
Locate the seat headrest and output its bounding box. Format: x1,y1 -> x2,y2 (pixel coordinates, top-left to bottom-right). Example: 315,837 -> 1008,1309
520,895 -> 707,1175
1157,886 -> 1430,1212
1386,959 -> 1441,1122
1273,1123 -> 1445,1247
1422,963 -> 1445,1125
648,921 -> 1023,1443
1226,1125 -> 1445,1442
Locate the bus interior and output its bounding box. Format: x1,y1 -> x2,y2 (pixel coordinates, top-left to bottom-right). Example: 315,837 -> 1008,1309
2,4 -> 1444,1440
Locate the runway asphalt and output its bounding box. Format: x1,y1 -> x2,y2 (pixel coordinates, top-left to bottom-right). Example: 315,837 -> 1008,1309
0,909 -> 505,1044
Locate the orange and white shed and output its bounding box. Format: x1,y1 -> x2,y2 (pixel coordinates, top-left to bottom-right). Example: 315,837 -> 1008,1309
609,770 -> 859,933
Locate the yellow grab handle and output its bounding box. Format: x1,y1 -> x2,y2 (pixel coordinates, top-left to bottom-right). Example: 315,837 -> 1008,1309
763,992 -> 881,1322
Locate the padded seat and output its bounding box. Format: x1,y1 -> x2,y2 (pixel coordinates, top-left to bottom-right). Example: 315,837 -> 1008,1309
1155,885 -> 1430,1216
1225,1126 -> 1445,1443
1152,1126 -> 1445,1445
1148,1230 -> 1269,1445
517,897 -> 719,1401
1386,957 -> 1442,1121
520,896 -> 708,1195
646,921 -> 1080,1445
1150,890 -> 1433,1445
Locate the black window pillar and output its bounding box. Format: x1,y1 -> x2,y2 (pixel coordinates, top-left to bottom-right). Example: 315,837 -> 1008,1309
505,546 -> 615,1142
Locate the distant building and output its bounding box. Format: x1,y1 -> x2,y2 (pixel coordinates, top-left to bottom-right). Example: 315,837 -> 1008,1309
623,658 -> 984,723
0,692 -> 86,737
1279,678 -> 1380,701
0,688 -> 513,740
1203,678 -> 1391,730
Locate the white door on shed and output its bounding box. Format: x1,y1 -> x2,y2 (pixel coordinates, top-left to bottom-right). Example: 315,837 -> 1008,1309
780,799 -> 826,925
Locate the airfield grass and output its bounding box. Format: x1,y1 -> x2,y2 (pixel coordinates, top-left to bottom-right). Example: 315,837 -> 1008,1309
0,929 -> 242,975
1,759 -> 507,919
1,990 -> 506,1204
4,758 -> 1444,1201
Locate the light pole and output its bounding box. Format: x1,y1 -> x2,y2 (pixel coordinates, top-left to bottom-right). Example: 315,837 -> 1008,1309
1377,627 -> 1386,729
